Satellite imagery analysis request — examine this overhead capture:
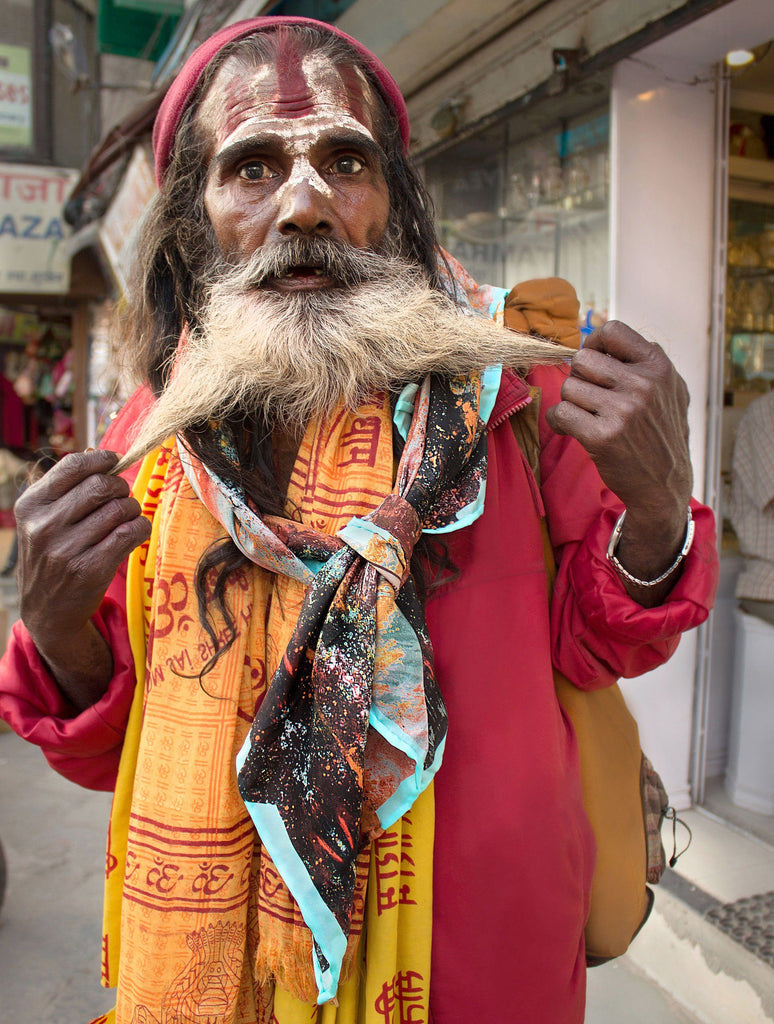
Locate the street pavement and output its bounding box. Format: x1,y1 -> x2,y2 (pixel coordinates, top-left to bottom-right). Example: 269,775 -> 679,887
0,727 -> 702,1024
0,729 -> 114,1023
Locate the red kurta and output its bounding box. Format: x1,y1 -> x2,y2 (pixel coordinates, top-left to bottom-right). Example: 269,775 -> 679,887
0,366 -> 718,1023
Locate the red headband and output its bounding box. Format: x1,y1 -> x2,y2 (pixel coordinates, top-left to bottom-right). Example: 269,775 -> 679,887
152,16 -> 410,185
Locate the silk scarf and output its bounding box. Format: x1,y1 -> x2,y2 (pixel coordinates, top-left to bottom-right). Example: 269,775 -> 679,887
180,372 -> 488,1000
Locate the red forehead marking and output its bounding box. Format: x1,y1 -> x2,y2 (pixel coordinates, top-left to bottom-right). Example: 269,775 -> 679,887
272,34 -> 315,118
212,45 -> 375,140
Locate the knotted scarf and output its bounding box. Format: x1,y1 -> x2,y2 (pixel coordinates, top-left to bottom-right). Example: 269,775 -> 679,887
180,372 -> 488,1000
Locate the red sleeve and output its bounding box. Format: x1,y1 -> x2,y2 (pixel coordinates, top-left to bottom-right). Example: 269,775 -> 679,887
100,383 -> 155,486
0,387 -> 154,790
529,363 -> 719,690
0,581 -> 135,790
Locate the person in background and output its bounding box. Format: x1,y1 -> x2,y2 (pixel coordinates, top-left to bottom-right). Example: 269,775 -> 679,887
729,390 -> 774,626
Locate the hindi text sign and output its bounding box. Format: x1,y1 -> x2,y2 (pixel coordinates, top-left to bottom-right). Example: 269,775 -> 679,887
0,162 -> 79,294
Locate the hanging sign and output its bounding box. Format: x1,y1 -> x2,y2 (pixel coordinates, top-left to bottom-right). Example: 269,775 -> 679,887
0,163 -> 79,294
99,144 -> 157,295
0,44 -> 32,150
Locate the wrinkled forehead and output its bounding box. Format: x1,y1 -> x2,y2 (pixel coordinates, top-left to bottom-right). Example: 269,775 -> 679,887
198,46 -> 381,154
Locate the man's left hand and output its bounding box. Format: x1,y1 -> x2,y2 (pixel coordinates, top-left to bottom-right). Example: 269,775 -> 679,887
545,320 -> 693,605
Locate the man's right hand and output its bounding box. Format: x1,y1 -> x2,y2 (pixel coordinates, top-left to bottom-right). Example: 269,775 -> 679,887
14,449 -> 151,710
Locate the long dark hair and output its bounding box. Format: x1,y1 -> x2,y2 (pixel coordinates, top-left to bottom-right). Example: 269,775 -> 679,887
123,25 -> 455,671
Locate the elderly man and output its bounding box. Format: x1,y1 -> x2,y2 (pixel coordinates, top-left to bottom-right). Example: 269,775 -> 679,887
1,16 -> 716,1024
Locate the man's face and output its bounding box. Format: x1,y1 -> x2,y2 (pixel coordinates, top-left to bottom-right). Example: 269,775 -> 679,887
200,48 -> 391,292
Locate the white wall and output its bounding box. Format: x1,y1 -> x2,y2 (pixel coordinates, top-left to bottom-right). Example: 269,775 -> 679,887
610,0 -> 774,810
609,53 -> 717,809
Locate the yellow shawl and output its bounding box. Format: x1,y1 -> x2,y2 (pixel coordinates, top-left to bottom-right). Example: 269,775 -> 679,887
94,398 -> 433,1024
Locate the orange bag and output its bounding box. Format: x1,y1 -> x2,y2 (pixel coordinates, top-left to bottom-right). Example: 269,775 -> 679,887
509,395 -> 668,965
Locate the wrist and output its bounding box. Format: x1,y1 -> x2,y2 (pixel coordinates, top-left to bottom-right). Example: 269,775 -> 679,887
607,507 -> 694,588
620,501 -> 689,551
27,618 -> 93,661
29,621 -> 114,710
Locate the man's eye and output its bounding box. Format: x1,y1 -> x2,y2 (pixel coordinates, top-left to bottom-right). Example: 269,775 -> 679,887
331,155 -> 364,175
238,161 -> 270,181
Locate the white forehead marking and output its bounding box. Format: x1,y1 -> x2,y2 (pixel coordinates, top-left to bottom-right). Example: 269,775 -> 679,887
214,54 -> 376,155
275,158 -> 335,200
299,51 -> 371,103
223,113 -> 375,152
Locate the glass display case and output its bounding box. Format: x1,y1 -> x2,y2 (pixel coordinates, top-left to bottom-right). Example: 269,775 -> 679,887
722,199 -> 774,547
423,105 -> 610,327
726,199 -> 774,386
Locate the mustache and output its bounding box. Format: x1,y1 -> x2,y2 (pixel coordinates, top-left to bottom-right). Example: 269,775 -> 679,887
111,247 -> 572,475
205,236 -> 408,292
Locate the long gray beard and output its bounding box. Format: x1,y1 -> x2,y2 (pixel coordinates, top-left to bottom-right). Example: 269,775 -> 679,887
113,242 -> 568,473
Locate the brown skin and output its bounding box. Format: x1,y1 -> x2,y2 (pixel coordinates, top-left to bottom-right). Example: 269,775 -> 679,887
545,320 -> 693,608
12,61 -> 693,707
14,449 -> 150,709
200,58 -> 391,273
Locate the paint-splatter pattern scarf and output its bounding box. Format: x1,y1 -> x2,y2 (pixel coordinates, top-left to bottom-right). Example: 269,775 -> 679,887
180,372 -> 487,1000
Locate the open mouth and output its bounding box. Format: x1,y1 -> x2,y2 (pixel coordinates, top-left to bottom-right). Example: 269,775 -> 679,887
280,265 -> 326,279
267,263 -> 335,290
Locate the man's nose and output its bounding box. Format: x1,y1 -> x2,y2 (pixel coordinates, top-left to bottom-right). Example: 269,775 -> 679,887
275,166 -> 333,237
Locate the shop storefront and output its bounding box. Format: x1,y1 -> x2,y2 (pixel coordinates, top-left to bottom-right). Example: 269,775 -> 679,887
0,162 -> 101,546
706,34 -> 774,838
413,0 -> 774,830
424,101 -> 611,328
0,0 -> 176,577
611,2 -> 774,837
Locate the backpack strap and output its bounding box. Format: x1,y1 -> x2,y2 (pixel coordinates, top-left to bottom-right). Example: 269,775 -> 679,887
507,385 -> 543,485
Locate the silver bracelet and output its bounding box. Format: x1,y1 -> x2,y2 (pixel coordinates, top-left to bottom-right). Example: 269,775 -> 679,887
606,508 -> 695,588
